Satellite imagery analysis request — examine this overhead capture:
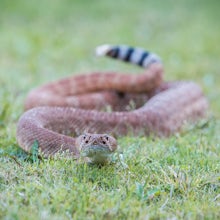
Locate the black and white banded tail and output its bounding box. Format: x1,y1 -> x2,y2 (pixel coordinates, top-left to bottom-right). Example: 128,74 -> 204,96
96,44 -> 161,68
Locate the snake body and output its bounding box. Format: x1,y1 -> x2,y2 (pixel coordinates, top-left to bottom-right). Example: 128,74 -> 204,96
16,45 -> 209,161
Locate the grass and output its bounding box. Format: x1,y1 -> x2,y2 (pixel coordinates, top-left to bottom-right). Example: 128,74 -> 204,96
0,0 -> 220,219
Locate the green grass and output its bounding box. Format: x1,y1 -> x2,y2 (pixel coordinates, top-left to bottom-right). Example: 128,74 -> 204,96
0,0 -> 220,219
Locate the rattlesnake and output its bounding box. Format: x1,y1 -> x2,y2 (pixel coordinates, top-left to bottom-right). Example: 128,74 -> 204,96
16,45 -> 209,163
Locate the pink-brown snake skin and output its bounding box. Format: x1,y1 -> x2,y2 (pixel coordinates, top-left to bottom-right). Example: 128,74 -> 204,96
16,45 -> 209,158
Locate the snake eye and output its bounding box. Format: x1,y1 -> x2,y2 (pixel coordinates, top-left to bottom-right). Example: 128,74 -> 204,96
102,141 -> 106,145
82,135 -> 89,143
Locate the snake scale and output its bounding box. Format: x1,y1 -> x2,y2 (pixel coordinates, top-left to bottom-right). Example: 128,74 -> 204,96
16,45 -> 209,163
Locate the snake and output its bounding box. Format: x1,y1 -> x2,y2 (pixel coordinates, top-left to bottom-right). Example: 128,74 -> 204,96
16,44 -> 209,164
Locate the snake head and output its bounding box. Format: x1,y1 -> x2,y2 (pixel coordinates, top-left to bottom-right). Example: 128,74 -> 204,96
76,133 -> 117,164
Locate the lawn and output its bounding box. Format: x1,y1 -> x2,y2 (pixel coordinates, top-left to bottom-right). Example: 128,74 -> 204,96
0,0 -> 219,219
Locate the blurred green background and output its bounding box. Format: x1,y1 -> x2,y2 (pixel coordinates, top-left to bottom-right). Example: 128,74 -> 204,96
0,0 -> 219,103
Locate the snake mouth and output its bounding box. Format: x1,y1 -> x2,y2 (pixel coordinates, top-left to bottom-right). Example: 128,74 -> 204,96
81,145 -> 112,164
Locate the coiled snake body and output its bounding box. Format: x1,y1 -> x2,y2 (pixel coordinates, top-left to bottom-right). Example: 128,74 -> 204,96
17,45 -> 208,163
